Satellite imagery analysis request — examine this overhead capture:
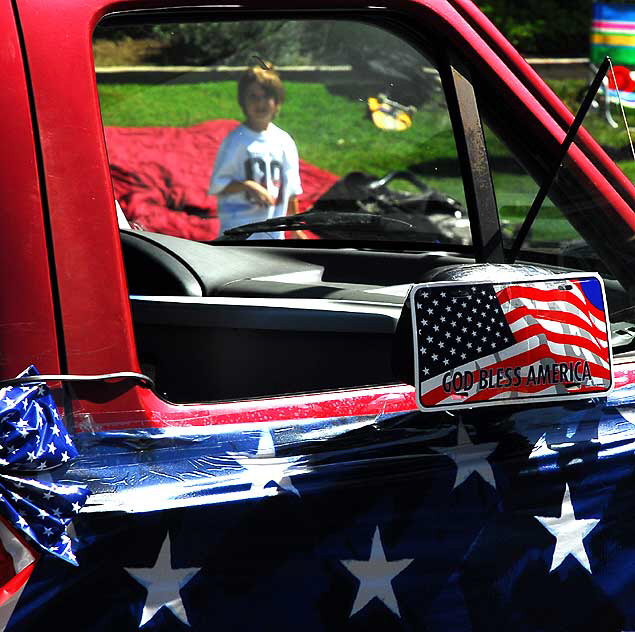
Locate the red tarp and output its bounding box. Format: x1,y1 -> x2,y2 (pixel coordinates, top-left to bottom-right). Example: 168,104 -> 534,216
105,120 -> 338,241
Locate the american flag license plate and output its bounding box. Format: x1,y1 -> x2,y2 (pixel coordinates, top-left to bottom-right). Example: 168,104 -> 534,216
410,274 -> 613,411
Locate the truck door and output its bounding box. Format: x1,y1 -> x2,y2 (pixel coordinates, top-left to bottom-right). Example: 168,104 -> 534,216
0,0 -> 59,380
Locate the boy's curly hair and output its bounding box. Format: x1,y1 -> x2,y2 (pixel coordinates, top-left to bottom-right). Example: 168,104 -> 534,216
238,64 -> 285,109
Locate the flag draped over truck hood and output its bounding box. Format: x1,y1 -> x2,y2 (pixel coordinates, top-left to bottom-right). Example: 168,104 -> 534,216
4,384 -> 635,630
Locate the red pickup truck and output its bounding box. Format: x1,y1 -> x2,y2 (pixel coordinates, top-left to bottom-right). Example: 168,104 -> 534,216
2,0 -> 635,629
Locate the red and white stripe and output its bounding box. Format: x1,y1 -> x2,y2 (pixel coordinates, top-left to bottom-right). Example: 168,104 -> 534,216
0,519 -> 38,631
419,282 -> 611,408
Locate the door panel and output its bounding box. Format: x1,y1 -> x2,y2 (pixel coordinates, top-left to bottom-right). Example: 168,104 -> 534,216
0,0 -> 58,378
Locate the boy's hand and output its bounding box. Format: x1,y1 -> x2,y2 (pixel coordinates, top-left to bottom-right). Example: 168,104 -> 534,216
243,180 -> 276,206
221,180 -> 275,206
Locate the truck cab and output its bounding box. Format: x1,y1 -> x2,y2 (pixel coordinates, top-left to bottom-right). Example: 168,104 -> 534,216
2,0 -> 635,629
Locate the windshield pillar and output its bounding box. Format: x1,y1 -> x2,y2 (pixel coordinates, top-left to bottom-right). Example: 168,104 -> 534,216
444,59 -> 504,263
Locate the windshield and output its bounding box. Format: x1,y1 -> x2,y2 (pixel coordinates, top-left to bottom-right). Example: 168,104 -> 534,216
95,18 -> 472,246
94,17 -> 635,278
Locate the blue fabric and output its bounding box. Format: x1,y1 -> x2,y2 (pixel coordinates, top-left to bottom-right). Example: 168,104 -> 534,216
594,2 -> 635,23
7,383 -> 635,630
0,366 -> 89,564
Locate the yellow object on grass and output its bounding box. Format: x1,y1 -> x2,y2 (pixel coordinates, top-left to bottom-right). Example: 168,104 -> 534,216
367,95 -> 415,131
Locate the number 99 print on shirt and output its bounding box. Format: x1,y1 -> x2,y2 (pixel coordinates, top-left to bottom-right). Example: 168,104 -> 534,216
209,123 -> 303,239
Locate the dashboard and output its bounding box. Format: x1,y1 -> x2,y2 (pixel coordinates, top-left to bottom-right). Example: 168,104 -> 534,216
120,230 -> 628,403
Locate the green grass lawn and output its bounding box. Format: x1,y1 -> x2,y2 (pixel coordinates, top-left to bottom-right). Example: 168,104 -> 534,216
98,78 -> 634,245
99,80 -> 459,178
547,78 -> 635,182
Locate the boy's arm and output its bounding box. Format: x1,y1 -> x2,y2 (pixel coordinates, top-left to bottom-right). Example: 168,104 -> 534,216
220,180 -> 275,206
286,195 -> 310,240
287,195 -> 299,215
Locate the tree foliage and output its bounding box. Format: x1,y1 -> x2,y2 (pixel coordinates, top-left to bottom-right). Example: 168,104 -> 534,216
474,0 -> 594,56
150,22 -> 308,66
97,2 -> 611,62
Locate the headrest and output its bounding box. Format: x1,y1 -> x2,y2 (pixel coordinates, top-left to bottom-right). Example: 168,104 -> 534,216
421,262 -> 555,283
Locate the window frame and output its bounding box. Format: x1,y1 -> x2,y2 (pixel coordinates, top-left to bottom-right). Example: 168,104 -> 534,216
21,0 -> 583,430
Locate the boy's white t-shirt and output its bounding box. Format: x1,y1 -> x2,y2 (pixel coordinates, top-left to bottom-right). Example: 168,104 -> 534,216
209,123 -> 302,239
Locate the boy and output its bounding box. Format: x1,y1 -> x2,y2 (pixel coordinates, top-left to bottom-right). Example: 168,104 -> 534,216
209,64 -> 302,239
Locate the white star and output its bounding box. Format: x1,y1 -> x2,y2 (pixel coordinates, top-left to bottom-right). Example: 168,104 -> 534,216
535,483 -> 600,573
233,429 -> 301,496
125,533 -> 201,628
71,502 -> 82,513
48,442 -> 57,455
51,425 -> 61,437
432,422 -> 498,489
341,526 -> 413,618
61,451 -> 70,463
